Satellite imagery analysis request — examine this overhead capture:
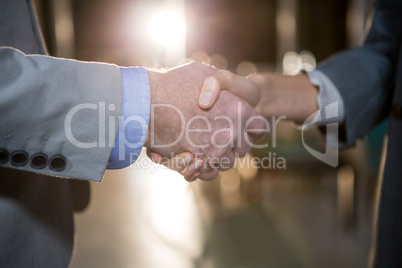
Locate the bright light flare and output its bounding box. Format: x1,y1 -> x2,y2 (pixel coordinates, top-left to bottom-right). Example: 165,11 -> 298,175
148,10 -> 186,45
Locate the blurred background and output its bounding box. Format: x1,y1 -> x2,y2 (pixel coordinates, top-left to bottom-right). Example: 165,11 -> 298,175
33,0 -> 386,267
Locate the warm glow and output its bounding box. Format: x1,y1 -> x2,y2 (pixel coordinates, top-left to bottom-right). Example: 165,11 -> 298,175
148,10 -> 186,45
191,50 -> 210,63
283,51 -> 316,75
126,149 -> 203,265
283,51 -> 302,75
300,51 -> 316,71
236,154 -> 258,180
237,61 -> 257,76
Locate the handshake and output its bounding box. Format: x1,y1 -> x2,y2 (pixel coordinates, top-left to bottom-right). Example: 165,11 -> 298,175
144,62 -> 319,181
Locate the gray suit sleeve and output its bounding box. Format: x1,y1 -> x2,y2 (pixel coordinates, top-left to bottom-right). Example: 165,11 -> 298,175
317,0 -> 401,148
0,47 -> 122,182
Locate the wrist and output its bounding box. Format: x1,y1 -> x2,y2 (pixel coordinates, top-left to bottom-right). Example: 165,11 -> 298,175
145,69 -> 166,148
291,73 -> 319,124
251,73 -> 318,124
146,69 -> 166,106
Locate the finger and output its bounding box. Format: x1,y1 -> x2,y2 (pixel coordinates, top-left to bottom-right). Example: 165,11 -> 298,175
184,172 -> 200,182
232,138 -> 253,158
181,158 -> 204,177
241,102 -> 267,142
146,149 -> 163,164
245,113 -> 267,141
198,70 -> 260,110
198,76 -> 222,110
247,73 -> 270,87
161,152 -> 194,172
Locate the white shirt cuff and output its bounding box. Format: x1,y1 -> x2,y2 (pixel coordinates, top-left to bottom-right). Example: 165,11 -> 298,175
302,69 -> 345,128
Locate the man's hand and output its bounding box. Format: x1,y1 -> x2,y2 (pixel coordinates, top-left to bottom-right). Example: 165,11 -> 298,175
198,71 -> 319,124
144,63 -> 264,181
198,70 -> 260,109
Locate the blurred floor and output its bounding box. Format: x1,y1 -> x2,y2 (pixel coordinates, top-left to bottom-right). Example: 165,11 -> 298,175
70,147 -> 376,268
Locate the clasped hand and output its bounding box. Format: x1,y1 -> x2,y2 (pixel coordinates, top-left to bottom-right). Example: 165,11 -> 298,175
145,62 -> 318,181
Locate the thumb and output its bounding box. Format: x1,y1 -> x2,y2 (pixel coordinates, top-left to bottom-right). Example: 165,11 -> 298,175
146,149 -> 163,164
198,70 -> 260,110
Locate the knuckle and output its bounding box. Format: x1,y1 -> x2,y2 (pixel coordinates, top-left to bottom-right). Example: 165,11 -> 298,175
216,70 -> 232,80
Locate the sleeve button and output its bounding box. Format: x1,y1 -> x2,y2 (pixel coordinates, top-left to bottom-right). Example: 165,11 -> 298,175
30,153 -> 48,169
11,151 -> 29,167
0,149 -> 10,164
49,155 -> 67,172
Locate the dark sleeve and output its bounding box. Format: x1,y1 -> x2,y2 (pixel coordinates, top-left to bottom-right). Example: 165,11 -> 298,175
317,0 -> 401,148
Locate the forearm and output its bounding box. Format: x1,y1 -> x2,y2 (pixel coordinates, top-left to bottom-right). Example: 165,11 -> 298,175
250,73 -> 319,124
